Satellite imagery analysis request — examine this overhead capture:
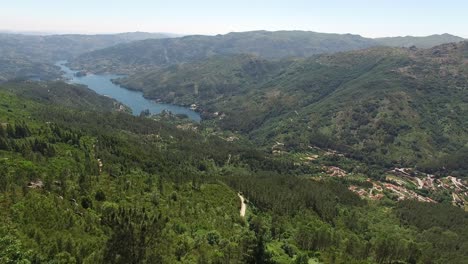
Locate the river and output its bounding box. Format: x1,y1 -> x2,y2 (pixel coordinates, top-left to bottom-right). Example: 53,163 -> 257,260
55,61 -> 201,122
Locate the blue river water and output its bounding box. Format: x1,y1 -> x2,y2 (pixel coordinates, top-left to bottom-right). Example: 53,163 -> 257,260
56,61 -> 201,122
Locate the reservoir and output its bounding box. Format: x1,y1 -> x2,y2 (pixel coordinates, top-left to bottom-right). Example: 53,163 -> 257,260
56,61 -> 201,122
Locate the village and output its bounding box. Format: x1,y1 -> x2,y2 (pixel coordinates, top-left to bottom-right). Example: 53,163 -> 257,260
344,166 -> 466,209
292,146 -> 468,210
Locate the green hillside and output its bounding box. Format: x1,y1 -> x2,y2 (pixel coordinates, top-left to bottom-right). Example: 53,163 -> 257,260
2,30 -> 462,81
232,43 -> 468,172
1,81 -> 467,263
0,58 -> 60,82
68,30 -> 378,73
0,81 -> 122,112
1,30 -> 462,81
117,42 -> 468,174
69,31 -> 466,74
114,54 -> 292,105
1,29 -> 467,263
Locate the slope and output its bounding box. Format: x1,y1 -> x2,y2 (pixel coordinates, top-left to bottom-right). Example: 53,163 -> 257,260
113,54 -> 292,105
116,42 -> 468,173
0,80 -> 123,112
222,42 -> 468,171
69,31 -> 466,74
0,81 -> 467,263
68,30 -> 378,73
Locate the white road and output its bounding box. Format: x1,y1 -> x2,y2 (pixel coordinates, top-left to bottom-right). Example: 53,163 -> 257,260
238,193 -> 246,217
416,177 -> 424,189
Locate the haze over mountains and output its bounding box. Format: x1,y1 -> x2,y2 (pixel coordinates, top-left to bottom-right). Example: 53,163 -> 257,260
0,30 -> 464,78
0,32 -> 177,62
375,33 -> 465,48
0,32 -> 177,81
68,31 -> 466,73
0,29 -> 460,82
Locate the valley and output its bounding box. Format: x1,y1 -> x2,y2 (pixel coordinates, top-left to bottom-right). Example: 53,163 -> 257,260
0,28 -> 467,264
109,42 -> 468,176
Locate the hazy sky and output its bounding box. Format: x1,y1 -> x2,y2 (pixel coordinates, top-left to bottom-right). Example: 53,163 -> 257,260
1,0 -> 467,38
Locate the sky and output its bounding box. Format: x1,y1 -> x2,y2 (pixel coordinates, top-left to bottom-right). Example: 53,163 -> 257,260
0,0 -> 467,38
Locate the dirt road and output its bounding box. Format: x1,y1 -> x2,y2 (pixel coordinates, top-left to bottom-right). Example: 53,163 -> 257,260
238,193 -> 246,217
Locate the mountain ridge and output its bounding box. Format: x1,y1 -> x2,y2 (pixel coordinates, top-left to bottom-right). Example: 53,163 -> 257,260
375,33 -> 465,48
68,30 -> 466,74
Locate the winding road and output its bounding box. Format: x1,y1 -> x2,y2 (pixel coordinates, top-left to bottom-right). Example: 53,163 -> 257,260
238,193 -> 246,217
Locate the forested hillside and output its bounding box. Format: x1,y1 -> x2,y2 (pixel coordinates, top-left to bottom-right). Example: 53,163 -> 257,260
1,31 -> 462,81
0,81 -> 124,112
0,58 -> 61,82
113,54 -> 292,105
69,31 -> 465,74
68,31 -> 378,73
116,42 -> 468,175
0,28 -> 467,264
1,81 -> 467,263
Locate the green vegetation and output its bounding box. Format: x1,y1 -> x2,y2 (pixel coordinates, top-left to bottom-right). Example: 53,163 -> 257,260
117,42 -> 468,175
69,30 -> 379,73
70,30 -> 465,74
0,81 -> 121,112
0,81 -> 467,263
114,54 -> 291,106
1,30 -> 467,263
2,30 -> 462,81
0,58 -> 60,82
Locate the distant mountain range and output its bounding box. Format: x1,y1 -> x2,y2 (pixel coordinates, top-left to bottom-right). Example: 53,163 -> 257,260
0,29 -> 182,37
0,32 -> 178,62
0,32 -> 178,81
375,33 -> 465,48
69,30 -> 378,73
0,30 -> 465,82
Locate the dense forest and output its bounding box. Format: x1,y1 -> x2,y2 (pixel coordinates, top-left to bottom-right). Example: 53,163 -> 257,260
114,42 -> 468,175
68,31 -> 464,74
0,28 -> 466,264
0,81 -> 467,263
